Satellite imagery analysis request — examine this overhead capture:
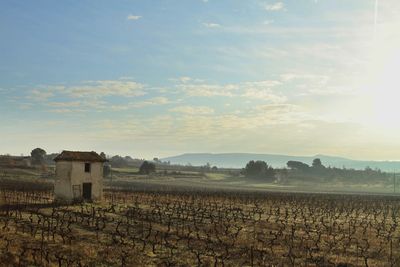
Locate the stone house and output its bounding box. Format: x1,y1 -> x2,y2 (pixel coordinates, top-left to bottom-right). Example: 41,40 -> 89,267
54,151 -> 107,202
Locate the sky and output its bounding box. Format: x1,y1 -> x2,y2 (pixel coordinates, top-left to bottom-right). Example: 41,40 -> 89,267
1,0 -> 400,160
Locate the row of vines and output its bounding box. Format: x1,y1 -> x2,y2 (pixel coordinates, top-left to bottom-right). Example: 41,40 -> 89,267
1,185 -> 400,266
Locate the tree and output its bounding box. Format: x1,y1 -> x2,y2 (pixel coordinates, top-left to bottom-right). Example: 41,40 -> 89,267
103,164 -> 111,178
242,160 -> 275,181
139,161 -> 156,175
312,158 -> 324,168
31,148 -> 46,165
100,152 -> 106,160
200,163 -> 211,173
109,155 -> 128,168
287,161 -> 310,171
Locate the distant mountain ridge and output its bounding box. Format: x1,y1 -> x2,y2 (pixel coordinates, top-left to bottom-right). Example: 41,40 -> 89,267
161,153 -> 400,172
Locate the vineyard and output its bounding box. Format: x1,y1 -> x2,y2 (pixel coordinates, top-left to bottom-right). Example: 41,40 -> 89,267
1,181 -> 400,266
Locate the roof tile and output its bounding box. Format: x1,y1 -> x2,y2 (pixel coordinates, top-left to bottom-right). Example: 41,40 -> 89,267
54,151 -> 106,162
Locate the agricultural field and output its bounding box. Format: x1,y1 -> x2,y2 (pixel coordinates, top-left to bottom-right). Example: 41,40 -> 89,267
107,174 -> 395,196
1,179 -> 400,266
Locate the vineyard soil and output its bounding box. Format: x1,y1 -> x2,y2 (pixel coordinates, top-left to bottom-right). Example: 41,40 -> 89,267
1,180 -> 400,266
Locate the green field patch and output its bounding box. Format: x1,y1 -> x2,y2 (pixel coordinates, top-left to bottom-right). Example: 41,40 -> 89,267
205,172 -> 230,180
111,167 -> 139,173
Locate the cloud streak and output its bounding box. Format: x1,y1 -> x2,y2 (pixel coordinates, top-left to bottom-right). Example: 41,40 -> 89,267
127,15 -> 142,20
203,22 -> 221,28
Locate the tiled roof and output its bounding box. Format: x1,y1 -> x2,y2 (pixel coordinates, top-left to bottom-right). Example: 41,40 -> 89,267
54,151 -> 107,162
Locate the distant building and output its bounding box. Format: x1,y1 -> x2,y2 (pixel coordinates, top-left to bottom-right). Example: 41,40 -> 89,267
54,151 -> 107,202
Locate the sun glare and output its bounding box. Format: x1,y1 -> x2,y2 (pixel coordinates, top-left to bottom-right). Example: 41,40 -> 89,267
364,23 -> 400,128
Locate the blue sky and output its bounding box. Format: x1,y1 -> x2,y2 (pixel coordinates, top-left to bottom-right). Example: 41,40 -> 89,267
2,0 -> 400,160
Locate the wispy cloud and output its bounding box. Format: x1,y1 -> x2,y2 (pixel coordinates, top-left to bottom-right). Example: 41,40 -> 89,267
177,79 -> 284,101
263,20 -> 274,25
203,22 -> 221,28
68,80 -> 145,98
47,101 -> 82,108
242,89 -> 287,103
27,89 -> 54,102
178,83 -> 237,97
27,80 -> 145,102
170,77 -> 204,83
265,2 -> 285,11
132,97 -> 171,108
169,105 -> 214,115
23,80 -> 147,115
127,15 -> 142,21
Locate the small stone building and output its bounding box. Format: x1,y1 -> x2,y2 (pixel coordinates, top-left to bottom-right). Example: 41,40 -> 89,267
54,151 -> 106,202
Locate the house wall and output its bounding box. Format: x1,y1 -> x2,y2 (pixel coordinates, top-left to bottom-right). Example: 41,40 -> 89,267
54,161 -> 72,200
54,161 -> 103,201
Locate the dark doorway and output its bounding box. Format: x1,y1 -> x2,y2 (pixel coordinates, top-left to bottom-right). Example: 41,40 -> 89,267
82,183 -> 92,200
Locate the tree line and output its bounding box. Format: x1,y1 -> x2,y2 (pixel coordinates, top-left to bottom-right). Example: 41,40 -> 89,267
242,158 -> 391,184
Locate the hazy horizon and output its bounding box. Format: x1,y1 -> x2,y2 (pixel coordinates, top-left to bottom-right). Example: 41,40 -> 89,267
5,149 -> 400,165
2,1 -> 400,160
